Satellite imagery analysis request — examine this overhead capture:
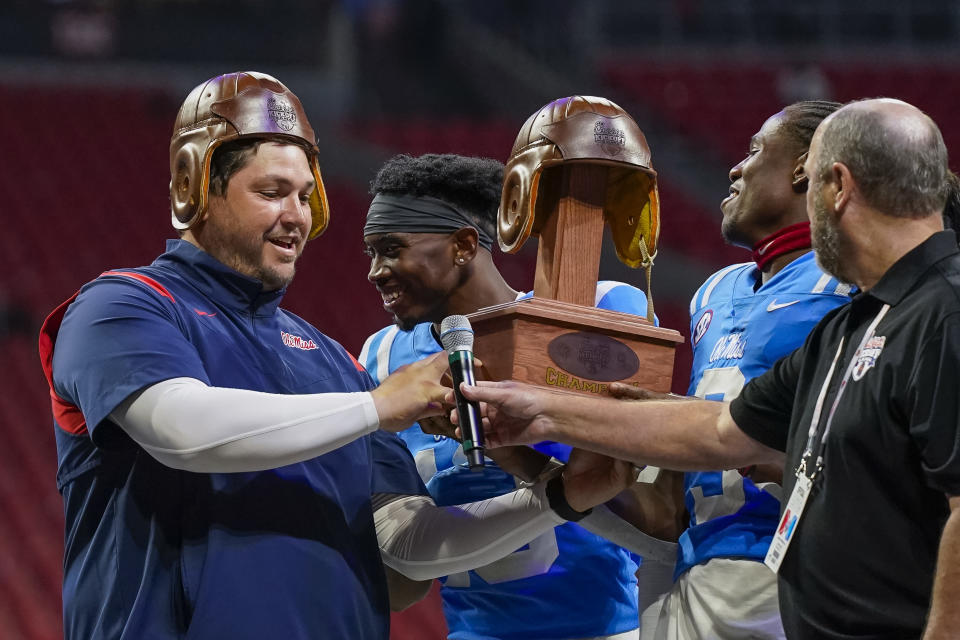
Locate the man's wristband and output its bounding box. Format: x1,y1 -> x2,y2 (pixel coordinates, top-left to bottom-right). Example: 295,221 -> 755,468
545,474 -> 592,522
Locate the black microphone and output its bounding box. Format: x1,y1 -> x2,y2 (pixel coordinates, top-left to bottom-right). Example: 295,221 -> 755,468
439,315 -> 485,470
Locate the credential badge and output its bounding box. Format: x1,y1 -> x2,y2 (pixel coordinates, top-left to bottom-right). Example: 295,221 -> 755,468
851,335 -> 885,381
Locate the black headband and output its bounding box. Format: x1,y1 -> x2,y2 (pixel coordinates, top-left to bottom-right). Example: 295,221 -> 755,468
364,193 -> 495,251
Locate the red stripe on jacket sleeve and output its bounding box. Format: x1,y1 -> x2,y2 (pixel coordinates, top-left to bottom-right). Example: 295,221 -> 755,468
348,351 -> 367,373
40,271 -> 176,436
101,271 -> 176,302
38,292 -> 89,436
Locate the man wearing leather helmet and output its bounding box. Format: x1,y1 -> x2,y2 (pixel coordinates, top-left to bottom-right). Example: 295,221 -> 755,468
38,71 -> 454,640
39,73 -> 635,640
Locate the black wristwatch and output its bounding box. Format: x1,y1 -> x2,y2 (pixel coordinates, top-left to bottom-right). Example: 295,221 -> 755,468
545,475 -> 592,522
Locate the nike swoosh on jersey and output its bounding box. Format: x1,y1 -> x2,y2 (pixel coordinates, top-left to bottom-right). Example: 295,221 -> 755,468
766,299 -> 800,312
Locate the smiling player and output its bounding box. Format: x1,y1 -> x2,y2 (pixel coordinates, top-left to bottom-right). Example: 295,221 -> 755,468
647,101 -> 851,639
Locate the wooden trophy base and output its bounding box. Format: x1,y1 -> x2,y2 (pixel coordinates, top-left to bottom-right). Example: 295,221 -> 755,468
468,297 -> 683,396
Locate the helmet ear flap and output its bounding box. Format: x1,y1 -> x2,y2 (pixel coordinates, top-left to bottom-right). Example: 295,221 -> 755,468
170,141 -> 205,231
305,156 -> 330,240
604,169 -> 660,268
498,160 -> 536,253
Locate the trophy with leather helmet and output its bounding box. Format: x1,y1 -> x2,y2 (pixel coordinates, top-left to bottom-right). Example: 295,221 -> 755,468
468,96 -> 683,396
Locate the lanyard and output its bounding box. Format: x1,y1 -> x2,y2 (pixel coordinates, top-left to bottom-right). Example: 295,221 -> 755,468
796,303 -> 890,480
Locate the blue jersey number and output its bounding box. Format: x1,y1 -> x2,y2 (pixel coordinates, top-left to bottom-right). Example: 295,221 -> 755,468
693,366 -> 746,402
689,366 -> 748,524
446,531 -> 560,587
416,446 -> 561,587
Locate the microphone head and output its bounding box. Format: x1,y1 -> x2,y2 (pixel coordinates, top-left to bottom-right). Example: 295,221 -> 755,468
439,315 -> 474,352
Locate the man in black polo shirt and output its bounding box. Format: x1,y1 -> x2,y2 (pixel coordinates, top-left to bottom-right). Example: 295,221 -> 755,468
456,98 -> 960,639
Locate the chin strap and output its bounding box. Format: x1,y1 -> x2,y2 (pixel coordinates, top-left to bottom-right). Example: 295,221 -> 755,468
751,222 -> 812,271
638,240 -> 655,324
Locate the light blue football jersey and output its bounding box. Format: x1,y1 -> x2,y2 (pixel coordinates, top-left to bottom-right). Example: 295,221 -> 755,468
677,252 -> 851,577
361,282 -> 649,640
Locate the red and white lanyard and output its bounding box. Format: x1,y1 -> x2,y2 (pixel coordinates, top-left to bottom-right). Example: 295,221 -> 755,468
765,303 -> 890,573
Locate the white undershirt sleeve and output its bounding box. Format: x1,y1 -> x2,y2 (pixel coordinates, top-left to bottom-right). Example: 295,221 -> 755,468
109,377 -> 380,473
374,483 -> 566,581
578,505 -> 679,565
579,466 -> 679,564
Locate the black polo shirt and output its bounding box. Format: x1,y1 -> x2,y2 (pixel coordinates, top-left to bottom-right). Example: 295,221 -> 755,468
730,230 -> 960,639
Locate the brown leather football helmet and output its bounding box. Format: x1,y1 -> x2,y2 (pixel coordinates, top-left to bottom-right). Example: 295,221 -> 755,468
169,71 -> 329,239
499,96 -> 659,268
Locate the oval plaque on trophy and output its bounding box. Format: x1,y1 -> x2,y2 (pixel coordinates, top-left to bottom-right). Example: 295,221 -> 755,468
547,331 -> 640,382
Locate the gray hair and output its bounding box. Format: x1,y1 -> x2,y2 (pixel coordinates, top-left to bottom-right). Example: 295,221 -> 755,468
813,103 -> 949,218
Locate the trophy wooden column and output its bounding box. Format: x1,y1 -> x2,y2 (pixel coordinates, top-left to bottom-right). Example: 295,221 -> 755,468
533,164 -> 607,306
469,163 -> 682,396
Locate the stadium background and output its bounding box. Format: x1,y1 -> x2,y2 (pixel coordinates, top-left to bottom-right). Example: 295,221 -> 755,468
2,1 -> 959,637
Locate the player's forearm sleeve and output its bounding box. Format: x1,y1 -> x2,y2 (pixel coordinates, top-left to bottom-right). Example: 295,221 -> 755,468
374,484 -> 566,581
110,377 -> 380,473
578,505 -> 679,565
